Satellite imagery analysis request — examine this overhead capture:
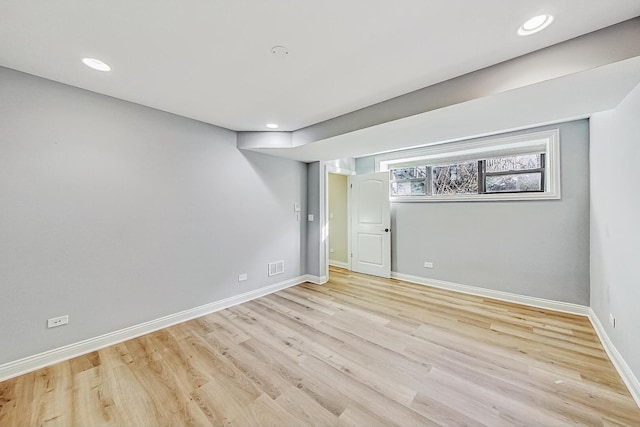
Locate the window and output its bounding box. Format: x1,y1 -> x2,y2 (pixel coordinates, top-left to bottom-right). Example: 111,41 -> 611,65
481,153 -> 545,194
391,166 -> 427,196
432,161 -> 478,195
377,129 -> 560,202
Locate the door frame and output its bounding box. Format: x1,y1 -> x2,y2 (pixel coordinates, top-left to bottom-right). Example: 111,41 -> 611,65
322,162 -> 356,280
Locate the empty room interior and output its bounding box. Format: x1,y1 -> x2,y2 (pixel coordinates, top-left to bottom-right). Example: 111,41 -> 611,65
2,1 -> 640,425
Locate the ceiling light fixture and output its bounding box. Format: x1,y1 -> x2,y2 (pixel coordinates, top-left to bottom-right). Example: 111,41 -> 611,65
82,58 -> 111,72
266,123 -> 279,129
518,15 -> 554,36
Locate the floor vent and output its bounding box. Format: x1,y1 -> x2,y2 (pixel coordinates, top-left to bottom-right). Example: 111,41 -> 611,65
268,260 -> 285,276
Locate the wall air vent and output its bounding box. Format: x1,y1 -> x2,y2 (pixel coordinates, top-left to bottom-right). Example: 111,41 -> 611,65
268,260 -> 285,276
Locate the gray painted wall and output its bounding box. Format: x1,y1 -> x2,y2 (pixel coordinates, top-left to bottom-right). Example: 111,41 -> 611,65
237,131 -> 292,149
306,162 -> 321,276
356,121 -> 590,305
0,67 -> 307,365
590,83 -> 640,379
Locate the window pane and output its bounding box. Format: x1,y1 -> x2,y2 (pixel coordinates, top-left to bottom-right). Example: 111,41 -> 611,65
485,154 -> 541,172
485,172 -> 542,192
391,180 -> 426,196
392,167 -> 413,180
410,180 -> 426,195
432,161 -> 478,195
391,166 -> 427,180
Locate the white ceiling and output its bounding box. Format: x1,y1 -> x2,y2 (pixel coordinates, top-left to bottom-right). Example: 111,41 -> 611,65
254,57 -> 640,162
1,1 -> 640,132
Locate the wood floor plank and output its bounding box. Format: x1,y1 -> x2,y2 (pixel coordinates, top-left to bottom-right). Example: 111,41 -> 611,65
1,266 -> 639,426
273,386 -> 339,426
237,337 -> 349,418
70,366 -> 119,426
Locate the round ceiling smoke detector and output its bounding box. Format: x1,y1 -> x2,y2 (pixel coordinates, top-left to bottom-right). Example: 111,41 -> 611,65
271,46 -> 289,58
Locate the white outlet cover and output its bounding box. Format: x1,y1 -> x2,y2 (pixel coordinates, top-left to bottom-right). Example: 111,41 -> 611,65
308,214 -> 314,221
424,261 -> 434,268
47,315 -> 69,328
238,274 -> 248,282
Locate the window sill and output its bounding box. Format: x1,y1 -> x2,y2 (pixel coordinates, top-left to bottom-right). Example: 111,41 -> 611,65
390,191 -> 561,203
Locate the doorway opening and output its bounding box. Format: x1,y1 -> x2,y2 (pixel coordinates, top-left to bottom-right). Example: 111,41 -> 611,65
322,163 -> 391,282
328,173 -> 349,270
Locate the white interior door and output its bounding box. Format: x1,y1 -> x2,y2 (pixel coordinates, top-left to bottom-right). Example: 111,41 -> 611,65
350,172 -> 391,278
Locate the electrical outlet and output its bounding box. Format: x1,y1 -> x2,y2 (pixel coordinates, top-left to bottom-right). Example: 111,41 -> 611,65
424,261 -> 434,268
47,315 -> 69,328
238,273 -> 248,282
308,214 -> 314,221
609,313 -> 616,328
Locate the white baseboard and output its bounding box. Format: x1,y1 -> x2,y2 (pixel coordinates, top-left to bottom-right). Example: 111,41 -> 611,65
328,260 -> 349,269
391,272 -> 590,316
588,309 -> 640,407
0,275 -> 311,382
11,271 -> 638,412
304,274 -> 328,285
391,272 -> 640,407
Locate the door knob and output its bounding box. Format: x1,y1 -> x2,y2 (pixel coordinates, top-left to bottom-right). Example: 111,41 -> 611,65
383,228 -> 390,232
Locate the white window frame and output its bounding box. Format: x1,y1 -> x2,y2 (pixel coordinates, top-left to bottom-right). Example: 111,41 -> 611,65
375,129 -> 561,202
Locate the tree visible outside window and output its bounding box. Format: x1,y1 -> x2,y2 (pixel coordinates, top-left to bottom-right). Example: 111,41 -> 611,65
390,154 -> 543,197
377,129 -> 560,202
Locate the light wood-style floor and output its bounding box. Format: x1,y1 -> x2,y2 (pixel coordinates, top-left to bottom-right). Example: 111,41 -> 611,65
1,267 -> 639,426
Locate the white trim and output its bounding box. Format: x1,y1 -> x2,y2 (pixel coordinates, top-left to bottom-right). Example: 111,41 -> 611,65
393,270 -> 640,407
376,128 -> 561,202
391,272 -> 589,316
324,163 -> 356,280
0,275 -> 312,382
304,274 -> 328,285
5,270 -> 637,412
588,309 -> 640,407
389,191 -> 560,203
328,260 -> 349,269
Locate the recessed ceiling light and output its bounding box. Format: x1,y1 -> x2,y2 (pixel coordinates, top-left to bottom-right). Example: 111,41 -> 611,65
518,15 -> 554,36
266,123 -> 279,129
82,58 -> 111,72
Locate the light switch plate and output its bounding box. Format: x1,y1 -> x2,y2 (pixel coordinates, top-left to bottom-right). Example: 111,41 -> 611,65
294,203 -> 301,212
